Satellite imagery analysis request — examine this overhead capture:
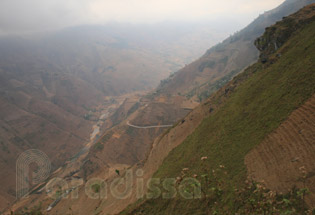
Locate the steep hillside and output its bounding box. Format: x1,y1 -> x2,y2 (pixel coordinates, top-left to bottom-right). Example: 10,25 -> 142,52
0,64 -> 101,210
2,93 -> 193,215
245,94 -> 315,207
157,0 -> 315,102
4,2 -> 315,215
80,0 -> 315,194
0,22 -> 228,211
122,4 -> 315,214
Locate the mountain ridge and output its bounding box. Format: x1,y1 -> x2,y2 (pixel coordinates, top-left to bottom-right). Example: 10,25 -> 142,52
156,0 -> 315,102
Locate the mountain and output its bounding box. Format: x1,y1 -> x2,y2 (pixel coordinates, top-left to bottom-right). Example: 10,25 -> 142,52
83,0 -> 315,185
156,0 -> 315,102
3,1 -> 315,214
0,53 -> 102,210
0,23 -> 230,96
122,4 -> 315,214
0,23 -> 230,211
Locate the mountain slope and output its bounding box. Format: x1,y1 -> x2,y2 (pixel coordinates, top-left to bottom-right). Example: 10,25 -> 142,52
0,22 -> 229,211
157,0 -> 315,102
83,0 -> 315,190
0,63 -> 101,210
122,4 -> 315,214
84,0 -> 315,189
245,94 -> 315,208
4,1 -> 315,215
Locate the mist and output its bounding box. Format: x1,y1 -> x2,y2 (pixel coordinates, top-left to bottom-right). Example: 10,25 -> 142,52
0,0 -> 285,34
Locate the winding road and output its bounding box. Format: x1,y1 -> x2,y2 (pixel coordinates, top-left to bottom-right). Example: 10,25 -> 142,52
127,121 -> 173,129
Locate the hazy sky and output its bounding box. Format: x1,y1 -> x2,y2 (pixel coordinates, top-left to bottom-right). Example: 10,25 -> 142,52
0,0 -> 285,34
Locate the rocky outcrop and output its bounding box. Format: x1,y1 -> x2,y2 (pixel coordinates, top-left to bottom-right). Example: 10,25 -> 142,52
255,4 -> 315,63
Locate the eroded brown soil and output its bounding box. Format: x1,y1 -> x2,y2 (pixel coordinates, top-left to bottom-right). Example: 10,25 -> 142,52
245,94 -> 315,208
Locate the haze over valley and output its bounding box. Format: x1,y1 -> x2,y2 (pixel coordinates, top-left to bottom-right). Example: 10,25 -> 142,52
0,0 -> 315,214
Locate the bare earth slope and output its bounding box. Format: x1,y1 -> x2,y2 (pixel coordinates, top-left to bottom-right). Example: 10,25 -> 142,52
0,23 -> 230,211
245,94 -> 315,207
0,66 -> 99,210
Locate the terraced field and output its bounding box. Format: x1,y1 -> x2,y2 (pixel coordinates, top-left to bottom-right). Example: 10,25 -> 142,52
245,94 -> 315,207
